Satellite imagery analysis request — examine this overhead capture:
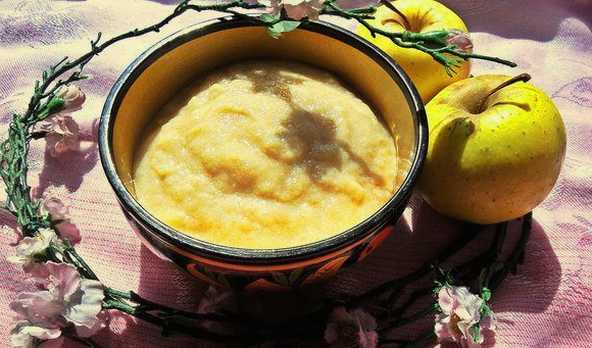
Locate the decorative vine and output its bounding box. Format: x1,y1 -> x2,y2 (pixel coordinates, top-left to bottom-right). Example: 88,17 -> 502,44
0,1 -> 525,347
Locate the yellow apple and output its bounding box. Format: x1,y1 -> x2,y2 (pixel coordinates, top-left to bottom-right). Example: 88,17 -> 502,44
357,0 -> 470,103
418,74 -> 567,224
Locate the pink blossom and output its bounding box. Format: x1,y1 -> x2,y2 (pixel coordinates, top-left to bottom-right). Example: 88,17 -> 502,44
270,0 -> 325,20
34,115 -> 80,157
41,196 -> 69,221
39,195 -> 81,244
10,262 -> 107,343
8,229 -> 56,268
447,29 -> 473,52
324,306 -> 378,348
435,286 -> 496,348
45,115 -> 80,157
56,85 -> 85,113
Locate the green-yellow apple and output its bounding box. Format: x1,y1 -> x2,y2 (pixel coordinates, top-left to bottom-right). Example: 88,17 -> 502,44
357,0 -> 471,102
418,74 -> 567,224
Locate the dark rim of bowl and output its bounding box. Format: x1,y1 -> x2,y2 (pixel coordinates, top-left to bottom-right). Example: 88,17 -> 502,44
99,17 -> 428,264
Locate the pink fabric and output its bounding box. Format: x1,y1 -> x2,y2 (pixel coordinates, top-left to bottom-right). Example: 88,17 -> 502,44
1,0 -> 591,347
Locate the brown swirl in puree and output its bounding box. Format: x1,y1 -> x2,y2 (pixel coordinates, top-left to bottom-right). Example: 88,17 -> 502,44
134,61 -> 398,249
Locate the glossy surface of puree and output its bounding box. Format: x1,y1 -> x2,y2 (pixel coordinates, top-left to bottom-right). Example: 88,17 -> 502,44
134,61 -> 397,249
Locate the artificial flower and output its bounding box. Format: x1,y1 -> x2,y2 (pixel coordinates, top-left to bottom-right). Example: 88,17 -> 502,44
43,115 -> 81,157
10,320 -> 62,348
56,85 -> 86,113
75,311 -> 109,338
434,286 -> 496,348
447,29 -> 473,52
55,222 -> 81,245
7,229 -> 56,268
10,262 -> 107,340
41,196 -> 69,221
269,0 -> 325,20
40,195 -> 81,244
324,306 -> 378,348
63,277 -> 106,336
33,114 -> 81,157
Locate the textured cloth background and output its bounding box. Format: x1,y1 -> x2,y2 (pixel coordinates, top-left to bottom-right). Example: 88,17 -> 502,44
0,0 -> 591,347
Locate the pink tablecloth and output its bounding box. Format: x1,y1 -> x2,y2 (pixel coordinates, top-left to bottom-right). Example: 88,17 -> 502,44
1,0 -> 591,347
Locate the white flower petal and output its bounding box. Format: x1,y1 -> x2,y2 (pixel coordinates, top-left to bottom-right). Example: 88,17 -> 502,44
453,286 -> 472,299
21,325 -> 61,340
57,85 -> 85,113
435,286 -> 495,348
7,255 -> 28,265
10,322 -> 35,348
438,287 -> 456,314
63,279 -> 104,328
9,229 -> 55,266
75,311 -> 109,338
10,321 -> 61,348
451,287 -> 483,324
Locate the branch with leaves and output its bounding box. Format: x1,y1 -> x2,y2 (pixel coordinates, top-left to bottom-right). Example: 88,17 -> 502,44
0,1 -> 524,347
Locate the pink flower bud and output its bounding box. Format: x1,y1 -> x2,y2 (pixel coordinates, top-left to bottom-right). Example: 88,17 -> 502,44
447,29 -> 473,52
56,85 -> 85,112
39,194 -> 81,244
55,222 -> 81,245
42,196 -> 69,221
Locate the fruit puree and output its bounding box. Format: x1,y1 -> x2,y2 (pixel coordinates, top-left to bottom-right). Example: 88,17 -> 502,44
134,61 -> 397,248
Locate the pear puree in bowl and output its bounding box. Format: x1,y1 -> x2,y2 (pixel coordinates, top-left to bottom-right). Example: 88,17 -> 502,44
133,61 -> 398,249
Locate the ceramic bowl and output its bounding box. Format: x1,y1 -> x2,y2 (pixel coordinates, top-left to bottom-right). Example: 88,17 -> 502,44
99,17 -> 427,291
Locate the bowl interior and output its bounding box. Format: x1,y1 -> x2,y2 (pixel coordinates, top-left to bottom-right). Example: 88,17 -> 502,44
105,20 -> 423,257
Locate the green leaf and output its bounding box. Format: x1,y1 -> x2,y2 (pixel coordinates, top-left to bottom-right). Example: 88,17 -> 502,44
45,97 -> 65,115
481,303 -> 493,317
259,13 -> 280,24
481,287 -> 491,302
267,20 -> 301,39
469,324 -> 481,343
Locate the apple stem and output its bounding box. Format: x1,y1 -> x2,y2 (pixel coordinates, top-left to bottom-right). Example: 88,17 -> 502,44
380,0 -> 411,30
486,73 -> 532,99
480,73 -> 531,112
